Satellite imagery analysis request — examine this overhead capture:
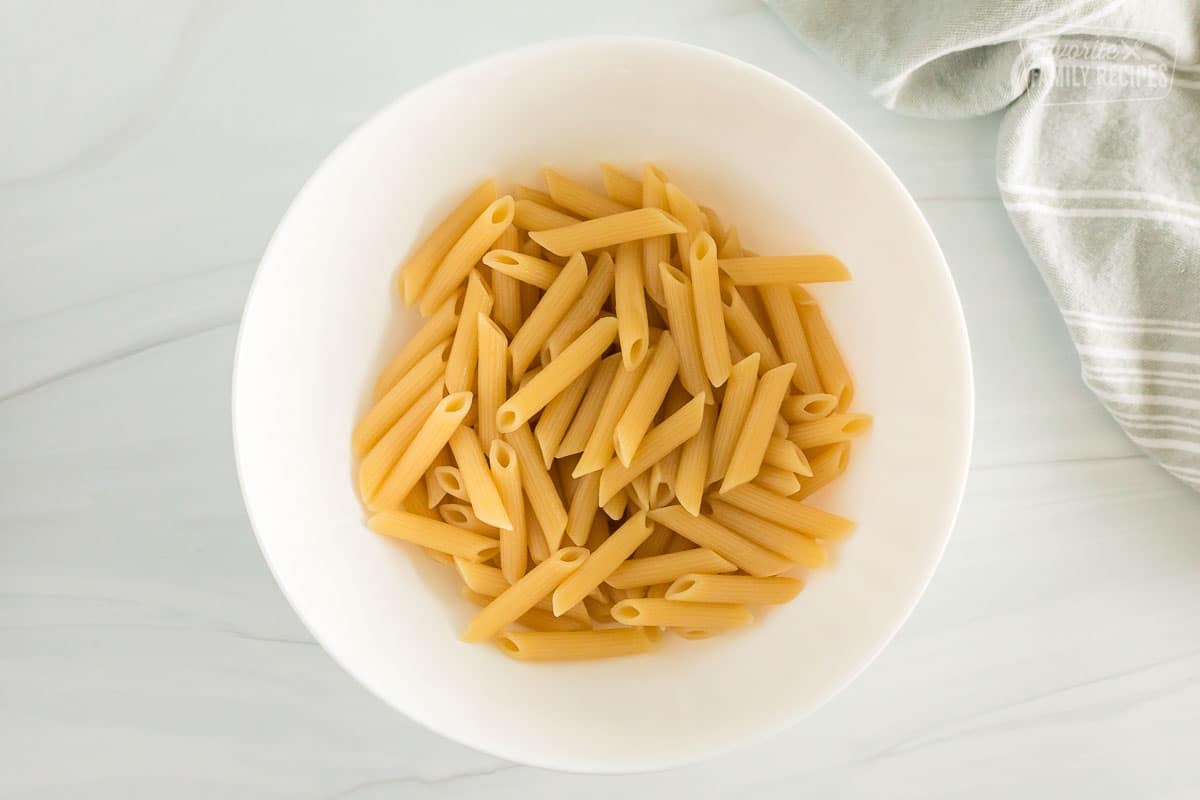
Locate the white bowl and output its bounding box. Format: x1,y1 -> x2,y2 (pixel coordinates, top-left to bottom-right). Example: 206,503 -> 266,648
233,37 -> 973,773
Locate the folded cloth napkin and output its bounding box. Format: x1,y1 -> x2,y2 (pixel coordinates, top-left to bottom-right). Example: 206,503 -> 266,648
768,0 -> 1200,490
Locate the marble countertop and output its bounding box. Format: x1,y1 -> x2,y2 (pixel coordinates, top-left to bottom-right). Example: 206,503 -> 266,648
3,2 -> 1199,797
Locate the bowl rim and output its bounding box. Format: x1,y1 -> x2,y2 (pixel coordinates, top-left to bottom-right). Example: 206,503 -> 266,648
231,34 -> 975,773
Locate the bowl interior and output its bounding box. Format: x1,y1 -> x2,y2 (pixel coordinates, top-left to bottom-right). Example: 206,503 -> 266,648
233,38 -> 972,772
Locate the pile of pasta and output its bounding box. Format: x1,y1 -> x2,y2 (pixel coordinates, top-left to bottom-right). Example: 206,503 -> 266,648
354,164 -> 872,661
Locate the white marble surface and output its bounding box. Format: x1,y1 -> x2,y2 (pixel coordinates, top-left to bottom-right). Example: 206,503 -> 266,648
2,1 -> 1198,797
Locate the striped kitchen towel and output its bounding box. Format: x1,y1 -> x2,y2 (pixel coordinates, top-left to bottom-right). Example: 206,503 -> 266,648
768,0 -> 1200,490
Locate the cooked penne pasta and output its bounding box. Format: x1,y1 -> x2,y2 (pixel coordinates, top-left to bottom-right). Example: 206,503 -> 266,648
556,354 -> 620,458
372,292 -> 460,400
613,332 -> 680,466
760,284 -> 822,394
665,574 -> 804,605
534,361 -> 595,468
646,505 -> 792,577
599,394 -> 706,505
599,163 -> 643,207
718,255 -> 851,285
444,270 -> 493,395
530,208 -> 685,256
573,353 -> 650,476
718,483 -> 855,540
611,598 -> 752,629
431,465 -> 469,502
513,199 -> 581,231
796,301 -> 855,411
488,440 -> 527,583
794,442 -> 852,500
613,240 -> 650,369
400,180 -> 497,305
707,352 -> 760,486
419,195 -> 514,316
722,363 -> 796,493
640,164 -> 670,306
448,426 -> 512,530
352,341 -> 449,456
368,510 -> 498,562
664,183 -> 706,273
371,392 -> 472,509
707,499 -> 826,567
438,502 -> 496,535
475,315 -> 508,446
674,404 -> 716,516
505,424 -> 568,550
689,233 -> 732,386
605,547 -> 736,589
658,262 -> 710,399
553,511 -> 654,615
497,627 -> 655,661
719,276 -> 783,371
461,546 -> 588,642
358,380 -> 444,501
546,251 -> 615,358
781,393 -> 839,423
509,253 -> 587,380
498,316 -> 618,433
481,249 -> 561,289
787,413 -> 873,450
544,167 -> 633,219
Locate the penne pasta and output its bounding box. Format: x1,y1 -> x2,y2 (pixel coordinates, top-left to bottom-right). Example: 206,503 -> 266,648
763,435 -> 812,476
602,489 -> 628,520
448,426 -> 512,530
796,300 -> 855,412
372,292 -> 460,399
722,363 -> 796,493
613,333 -> 680,466
599,163 -> 643,208
757,465 -> 802,496
760,284 -> 822,394
444,270 -> 493,395
514,184 -> 565,211
640,164 -> 670,306
498,316 -> 619,433
664,183 -> 706,273
689,233 -> 732,386
352,341 -> 449,456
481,249 -> 561,289
707,353 -> 760,486
371,392 -> 472,509
787,413 -> 874,450
509,252 -> 588,380
611,598 -> 752,629
794,442 -> 852,500
674,404 -> 716,516
461,546 -> 588,642
489,225 -> 523,336
530,208 -> 685,256
368,510 -> 498,562
573,353 -> 650,476
475,315 -> 508,446
505,424 -> 568,550
497,628 -> 655,661
431,465 -> 469,502
544,167 -> 633,219
461,589 -> 587,633
438,502 -> 496,535
781,393 -> 839,423
599,394 -> 706,505
718,255 -> 851,285
424,447 -> 453,507
557,354 -> 620,458
488,440 -> 527,583
700,206 -> 725,243
613,240 -> 650,369
665,574 -> 804,605
719,224 -> 742,258
358,380 -> 444,501
605,547 -> 736,589
718,483 -> 855,540
658,262 -> 710,400
453,560 -> 590,624
419,195 -> 514,316
525,498 -> 551,564
719,276 -> 783,371
553,511 -> 654,615
647,460 -> 675,510
564,470 -> 602,548
646,505 -> 793,577
708,500 -> 827,567
400,180 -> 497,305
546,251 -> 616,358
513,199 -> 581,231
534,361 -> 595,468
